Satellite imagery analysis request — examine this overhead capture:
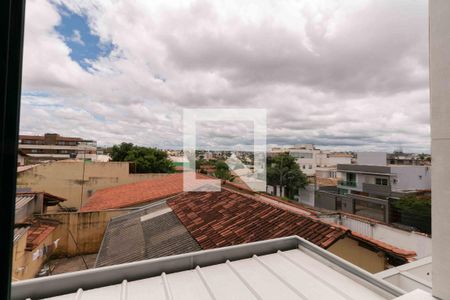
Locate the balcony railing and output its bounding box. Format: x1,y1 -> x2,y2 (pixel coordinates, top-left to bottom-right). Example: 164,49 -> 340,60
338,180 -> 357,187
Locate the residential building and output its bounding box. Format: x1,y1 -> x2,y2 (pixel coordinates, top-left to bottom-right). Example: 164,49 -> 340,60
387,152 -> 431,166
18,133 -> 97,162
12,192 -> 66,280
16,161 -> 167,210
15,192 -> 66,223
316,152 -> 431,224
271,144 -> 352,177
80,173 -> 209,212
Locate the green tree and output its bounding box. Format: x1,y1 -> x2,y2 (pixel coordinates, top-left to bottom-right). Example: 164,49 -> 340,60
267,153 -> 308,199
392,195 -> 431,234
110,143 -> 134,161
214,160 -> 235,181
110,143 -> 175,173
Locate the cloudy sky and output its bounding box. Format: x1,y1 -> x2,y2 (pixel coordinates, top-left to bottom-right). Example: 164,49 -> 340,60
21,0 -> 430,152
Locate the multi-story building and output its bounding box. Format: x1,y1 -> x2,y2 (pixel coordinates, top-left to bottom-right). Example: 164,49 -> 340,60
316,152 -> 431,224
271,144 -> 352,176
18,133 -> 97,161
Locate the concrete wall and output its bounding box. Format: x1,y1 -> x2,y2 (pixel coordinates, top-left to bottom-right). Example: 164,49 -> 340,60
430,1 -> 450,298
43,210 -> 129,256
12,229 -> 56,281
17,161 -> 167,209
315,190 -> 337,210
328,237 -> 386,273
323,215 -> 432,259
297,184 -> 315,206
390,165 -> 431,191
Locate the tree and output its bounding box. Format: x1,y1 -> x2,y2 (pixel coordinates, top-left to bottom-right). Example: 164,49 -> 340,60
267,153 -> 308,199
392,195 -> 431,234
214,160 -> 235,181
110,142 -> 175,173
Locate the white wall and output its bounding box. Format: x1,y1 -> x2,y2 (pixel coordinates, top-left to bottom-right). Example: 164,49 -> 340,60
327,155 -> 352,166
324,215 -> 432,259
430,1 -> 450,298
357,152 -> 387,166
391,165 -> 431,191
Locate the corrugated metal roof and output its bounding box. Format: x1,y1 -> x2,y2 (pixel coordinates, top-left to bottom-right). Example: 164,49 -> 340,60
15,194 -> 35,210
12,236 -> 410,300
95,202 -> 201,267
45,249 -> 391,300
13,227 -> 28,243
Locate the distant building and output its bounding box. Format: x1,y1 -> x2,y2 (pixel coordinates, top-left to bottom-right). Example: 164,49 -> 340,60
18,133 -> 97,162
388,152 -> 431,166
17,161 -> 167,210
17,150 -> 28,166
270,144 -> 352,177
316,152 -> 431,224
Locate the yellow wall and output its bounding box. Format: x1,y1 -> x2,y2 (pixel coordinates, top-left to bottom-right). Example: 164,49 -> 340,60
328,237 -> 386,273
44,210 -> 129,256
12,210 -> 129,281
17,161 -> 167,209
12,230 -> 57,281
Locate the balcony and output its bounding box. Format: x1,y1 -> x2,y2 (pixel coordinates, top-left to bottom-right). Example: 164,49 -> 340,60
338,180 -> 357,187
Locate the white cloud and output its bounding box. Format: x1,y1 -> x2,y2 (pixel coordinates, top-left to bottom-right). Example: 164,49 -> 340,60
21,0 -> 430,153
70,29 -> 84,45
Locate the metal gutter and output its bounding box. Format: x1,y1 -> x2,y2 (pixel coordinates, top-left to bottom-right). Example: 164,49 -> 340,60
11,236 -> 405,300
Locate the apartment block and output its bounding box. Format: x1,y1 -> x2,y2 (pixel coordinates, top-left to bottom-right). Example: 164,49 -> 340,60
271,144 -> 352,176
18,133 -> 97,161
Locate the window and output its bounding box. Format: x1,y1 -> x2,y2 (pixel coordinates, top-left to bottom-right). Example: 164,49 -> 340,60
375,178 -> 388,186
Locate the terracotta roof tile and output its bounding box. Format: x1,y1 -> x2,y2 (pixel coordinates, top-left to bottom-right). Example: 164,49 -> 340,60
168,189 -> 348,249
80,173 -> 211,212
349,231 -> 417,261
26,223 -> 56,250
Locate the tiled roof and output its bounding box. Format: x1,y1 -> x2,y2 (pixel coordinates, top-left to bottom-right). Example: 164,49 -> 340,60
26,222 -> 56,250
168,189 -> 348,249
81,173 -> 210,212
350,232 -> 417,262
95,202 -> 201,267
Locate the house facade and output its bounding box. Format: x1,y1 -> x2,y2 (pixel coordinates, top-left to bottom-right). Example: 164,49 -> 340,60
316,153 -> 431,224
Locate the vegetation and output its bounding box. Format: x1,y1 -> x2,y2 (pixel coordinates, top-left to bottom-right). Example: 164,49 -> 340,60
110,142 -> 175,173
392,194 -> 431,234
267,153 -> 308,199
214,160 -> 235,181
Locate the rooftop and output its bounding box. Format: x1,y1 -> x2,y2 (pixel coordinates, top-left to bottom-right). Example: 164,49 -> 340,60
25,221 -> 57,251
168,189 -> 348,249
95,201 -> 201,267
12,236 -> 417,300
375,257 -> 432,293
80,173 -> 188,212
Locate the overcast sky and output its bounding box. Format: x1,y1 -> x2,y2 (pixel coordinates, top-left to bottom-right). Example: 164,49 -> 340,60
20,0 -> 430,152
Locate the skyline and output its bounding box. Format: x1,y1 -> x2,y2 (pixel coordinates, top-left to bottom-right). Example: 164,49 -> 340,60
20,0 -> 430,153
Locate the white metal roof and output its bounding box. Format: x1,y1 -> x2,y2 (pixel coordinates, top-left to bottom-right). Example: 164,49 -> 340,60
375,257 -> 432,293
13,236 -> 410,300
44,249 -> 391,300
